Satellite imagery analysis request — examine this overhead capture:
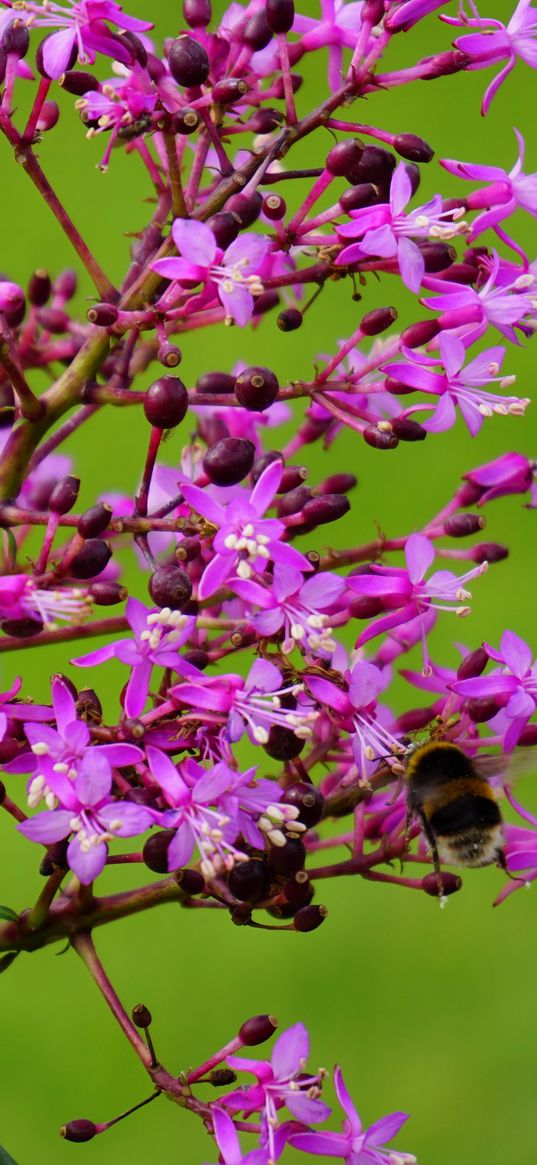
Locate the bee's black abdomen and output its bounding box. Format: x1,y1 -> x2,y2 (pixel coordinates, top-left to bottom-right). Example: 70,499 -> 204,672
430,794 -> 502,837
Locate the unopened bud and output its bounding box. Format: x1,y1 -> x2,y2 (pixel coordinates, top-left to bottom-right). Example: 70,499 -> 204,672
238,1014 -> 278,1045
76,688 -> 102,724
61,1120 -> 97,1143
87,302 -> 119,326
470,542 -> 508,564
168,35 -> 210,86
148,564 -> 193,610
457,646 -> 488,681
90,581 -> 127,606
361,306 -> 397,336
391,418 -> 426,442
158,342 -> 182,368
401,320 -> 440,348
266,0 -> 295,33
61,69 -> 99,95
394,133 -> 434,163
204,437 -> 255,486
363,424 -> 399,450
226,191 -> 263,228
183,0 -> 212,27
49,475 -> 80,515
301,494 -> 350,525
209,1068 -> 237,1086
3,19 -> 29,58
422,872 -> 462,897
293,904 -> 328,931
28,269 -> 51,307
77,503 -> 112,538
277,307 -> 303,331
171,107 -> 200,134
174,868 -> 206,894
444,513 -> 486,537
212,77 -> 248,104
132,1003 -> 152,1028
69,538 -> 111,580
419,50 -> 469,79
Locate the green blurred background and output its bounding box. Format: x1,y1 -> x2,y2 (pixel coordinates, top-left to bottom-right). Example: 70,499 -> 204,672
1,2 -> 537,1162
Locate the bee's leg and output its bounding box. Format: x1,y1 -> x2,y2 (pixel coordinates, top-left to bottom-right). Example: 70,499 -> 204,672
496,848 -> 525,884
418,816 -> 445,901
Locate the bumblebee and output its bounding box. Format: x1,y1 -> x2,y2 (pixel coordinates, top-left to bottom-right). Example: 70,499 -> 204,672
405,740 -> 504,873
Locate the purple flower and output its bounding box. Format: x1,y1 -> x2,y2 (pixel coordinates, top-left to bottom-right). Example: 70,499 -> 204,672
336,164 -> 465,293
204,1107 -> 268,1165
226,1023 -> 330,1161
72,598 -> 196,718
461,451 -> 535,504
445,0 -> 537,114
152,219 -> 269,326
452,630 -> 537,750
307,661 -> 404,774
347,534 -> 487,658
382,334 -> 526,436
293,2 -> 365,91
421,251 -> 537,344
181,460 -> 312,599
290,1066 -> 412,1164
18,749 -> 154,883
0,574 -> 92,628
146,748 -> 249,876
231,564 -> 346,657
15,0 -> 153,79
441,131 -> 537,253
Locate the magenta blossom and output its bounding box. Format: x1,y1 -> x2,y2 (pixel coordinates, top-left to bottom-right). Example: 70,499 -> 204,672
72,597 -> 196,717
8,0 -> 153,79
452,629 -> 537,750
0,574 -> 93,629
18,749 -> 154,883
441,131 -> 537,253
307,661 -> 404,775
382,334 -> 526,436
181,460 -> 312,600
231,563 -> 346,657
226,1023 -> 330,1162
421,251 -> 537,344
348,533 -> 487,659
461,451 -> 535,504
293,1 -> 365,92
290,1066 -> 412,1164
204,1108 -> 268,1165
444,0 -> 537,114
152,219 -> 269,327
336,163 -> 466,293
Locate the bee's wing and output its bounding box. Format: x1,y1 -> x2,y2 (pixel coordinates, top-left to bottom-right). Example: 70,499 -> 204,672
474,749 -> 535,787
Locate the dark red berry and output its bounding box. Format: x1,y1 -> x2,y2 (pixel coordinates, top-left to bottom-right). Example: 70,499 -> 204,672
361,306 -> 397,336
168,35 -> 210,86
293,904 -> 327,932
444,513 -> 485,537
363,425 -> 399,450
183,0 -> 212,27
234,366 -> 279,411
132,1004 -> 152,1028
174,867 -> 206,893
243,10 -> 273,50
49,475 -> 80,515
302,494 -> 350,525
277,307 -> 303,332
90,581 -> 127,606
228,859 -> 270,903
3,19 -> 29,57
268,837 -> 306,876
339,184 -> 379,212
226,191 -> 263,228
207,212 -> 240,249
196,370 -> 235,395
456,646 -> 488,681
238,1014 -> 278,1045
281,782 -> 324,827
61,69 -> 99,95
144,376 -> 188,428
61,1121 -> 97,1143
86,302 -> 119,326
326,139 -> 363,177
212,77 -> 248,104
27,269 -> 51,306
69,539 -> 111,579
400,320 -> 440,348
466,697 -> 502,723
391,418 -> 427,442
266,0 -> 295,34
148,564 -> 193,610
171,107 -> 200,134
263,193 -> 286,221
422,872 -> 462,897
143,830 -> 175,873
394,133 -> 434,163
264,726 -> 305,760
204,437 -> 255,485
77,503 -> 112,538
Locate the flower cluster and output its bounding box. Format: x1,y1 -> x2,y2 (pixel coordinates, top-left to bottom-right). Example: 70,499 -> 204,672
0,0 -> 536,1159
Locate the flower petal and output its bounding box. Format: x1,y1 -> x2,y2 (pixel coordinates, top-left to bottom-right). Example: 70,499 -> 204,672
172,219 -> 216,266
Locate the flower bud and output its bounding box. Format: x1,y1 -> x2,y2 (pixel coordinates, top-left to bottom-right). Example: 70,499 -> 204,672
361,0 -> 385,24
212,77 -> 248,105
207,212 -> 240,248
301,494 -> 350,525
77,688 -> 103,723
234,366 -> 279,411
263,194 -> 287,222
53,269 -> 77,301
279,465 -> 308,492
149,564 -> 193,610
1,617 -> 42,638
61,1120 -> 97,1143
183,0 -> 212,27
28,269 -> 51,307
250,108 -> 285,133
143,829 -> 175,873
77,503 -> 112,538
2,19 -> 29,58
61,69 -> 100,95
361,306 -> 397,336
363,425 -> 399,450
69,539 -> 111,579
394,706 -> 436,733
394,133 -> 434,163
339,184 -> 379,212
264,725 -> 305,760
0,281 -> 25,314
277,307 -> 303,331
171,107 -> 200,134
277,485 -> 312,516
283,870 -> 313,905
293,904 -> 328,931
243,10 -> 273,50
238,1014 -> 278,1045
174,868 -> 206,894
196,370 -> 235,395
252,290 -> 280,317
466,697 -> 501,723
326,139 -> 363,177
400,320 -> 440,348
168,36 -> 210,86
422,872 -> 462,897
144,376 -> 188,428
228,858 -> 270,903
86,302 -> 119,326
283,784 -> 324,829
39,839 -> 69,875
132,1003 -> 152,1028
384,377 -> 415,396
203,437 -> 255,485
209,1068 -> 237,1086
420,242 -> 456,273
347,145 -> 395,186
470,542 -> 508,563
419,50 -> 468,80
266,0 -> 295,33
268,837 -> 306,876
319,473 -> 356,494
444,513 -> 485,537
49,475 -> 80,515
391,418 -> 426,442
456,646 -> 488,681
226,191 -> 263,228
176,537 -> 201,562
90,581 -> 127,606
